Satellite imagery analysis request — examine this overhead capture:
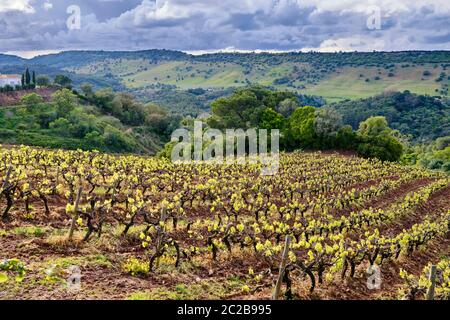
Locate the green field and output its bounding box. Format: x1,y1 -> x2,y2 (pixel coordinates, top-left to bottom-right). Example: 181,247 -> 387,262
68,56 -> 449,102
302,65 -> 445,102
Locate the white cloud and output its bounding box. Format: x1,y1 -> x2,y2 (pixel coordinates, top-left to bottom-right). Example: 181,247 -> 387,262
5,49 -> 61,59
43,1 -> 53,11
0,0 -> 35,13
302,36 -> 386,52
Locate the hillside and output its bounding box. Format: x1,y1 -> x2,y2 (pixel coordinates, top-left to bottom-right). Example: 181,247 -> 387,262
1,51 -> 449,104
330,91 -> 450,143
66,51 -> 450,103
1,51 -> 449,150
0,90 -> 173,155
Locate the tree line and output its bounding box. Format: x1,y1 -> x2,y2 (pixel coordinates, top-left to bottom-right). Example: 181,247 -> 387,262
0,69 -> 74,93
160,87 -> 406,162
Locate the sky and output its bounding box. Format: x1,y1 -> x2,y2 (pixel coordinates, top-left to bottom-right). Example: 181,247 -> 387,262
0,0 -> 449,58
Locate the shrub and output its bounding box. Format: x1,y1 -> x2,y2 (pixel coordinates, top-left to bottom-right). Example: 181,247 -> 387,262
49,118 -> 72,137
336,125 -> 358,150
442,162 -> 450,172
428,159 -> 444,170
52,89 -> 77,118
21,93 -> 44,111
36,76 -> 50,87
103,125 -> 135,152
357,135 -> 404,162
122,257 -> 149,277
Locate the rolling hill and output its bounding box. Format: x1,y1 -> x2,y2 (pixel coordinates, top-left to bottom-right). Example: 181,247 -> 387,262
1,50 -> 449,104
331,91 -> 450,143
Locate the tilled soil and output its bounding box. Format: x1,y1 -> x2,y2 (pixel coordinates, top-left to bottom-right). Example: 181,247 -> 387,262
0,178 -> 449,300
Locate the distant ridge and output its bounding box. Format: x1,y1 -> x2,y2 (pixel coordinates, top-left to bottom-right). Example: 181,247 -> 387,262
1,49 -> 449,101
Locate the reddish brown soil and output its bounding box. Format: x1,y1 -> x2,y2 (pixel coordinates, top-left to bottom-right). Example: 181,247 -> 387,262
363,177 -> 434,211
0,87 -> 57,106
0,177 -> 449,300
379,184 -> 450,236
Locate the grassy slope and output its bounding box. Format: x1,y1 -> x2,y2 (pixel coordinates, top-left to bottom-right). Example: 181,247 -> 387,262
302,65 -> 445,103
0,102 -> 164,155
70,59 -> 448,102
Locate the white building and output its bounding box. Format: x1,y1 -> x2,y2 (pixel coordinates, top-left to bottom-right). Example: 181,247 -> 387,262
0,74 -> 22,87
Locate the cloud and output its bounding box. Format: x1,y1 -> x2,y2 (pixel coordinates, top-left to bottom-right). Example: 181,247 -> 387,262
43,1 -> 53,11
302,36 -> 386,52
0,0 -> 449,54
0,0 -> 35,13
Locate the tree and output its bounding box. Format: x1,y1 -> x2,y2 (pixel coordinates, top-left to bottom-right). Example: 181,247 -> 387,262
330,91 -> 449,143
21,93 -> 44,111
85,131 -> 104,148
144,103 -> 169,133
92,88 -> 115,112
49,118 -> 72,137
357,116 -> 392,137
111,93 -> 147,126
313,108 -> 344,149
336,125 -> 358,150
207,87 -> 296,129
259,108 -> 286,130
54,74 -> 72,88
208,89 -> 264,129
433,146 -> 450,162
357,116 -> 404,161
288,106 -> 317,149
80,83 -> 93,97
277,98 -> 299,117
51,89 -> 77,117
36,76 -> 50,87
25,68 -> 31,85
435,136 -> 450,151
357,135 -> 404,162
102,125 -> 135,152
32,71 -> 36,85
314,108 -> 343,138
21,74 -> 25,87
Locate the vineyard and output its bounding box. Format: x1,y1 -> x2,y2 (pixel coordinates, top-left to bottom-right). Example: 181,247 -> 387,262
0,145 -> 449,300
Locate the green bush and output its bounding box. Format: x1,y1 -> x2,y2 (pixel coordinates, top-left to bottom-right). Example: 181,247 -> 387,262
0,128 -> 16,139
288,106 -> 317,149
21,93 -> 44,111
357,135 -> 404,162
335,125 -> 358,150
103,125 -> 136,152
52,89 -> 77,118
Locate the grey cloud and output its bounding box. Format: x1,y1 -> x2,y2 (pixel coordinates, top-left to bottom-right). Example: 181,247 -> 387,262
226,13 -> 261,31
0,0 -> 449,53
425,33 -> 450,44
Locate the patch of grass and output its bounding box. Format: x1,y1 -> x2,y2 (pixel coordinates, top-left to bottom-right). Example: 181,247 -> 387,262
125,277 -> 245,300
42,254 -> 112,269
45,232 -> 84,247
302,64 -> 443,102
11,225 -> 47,237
